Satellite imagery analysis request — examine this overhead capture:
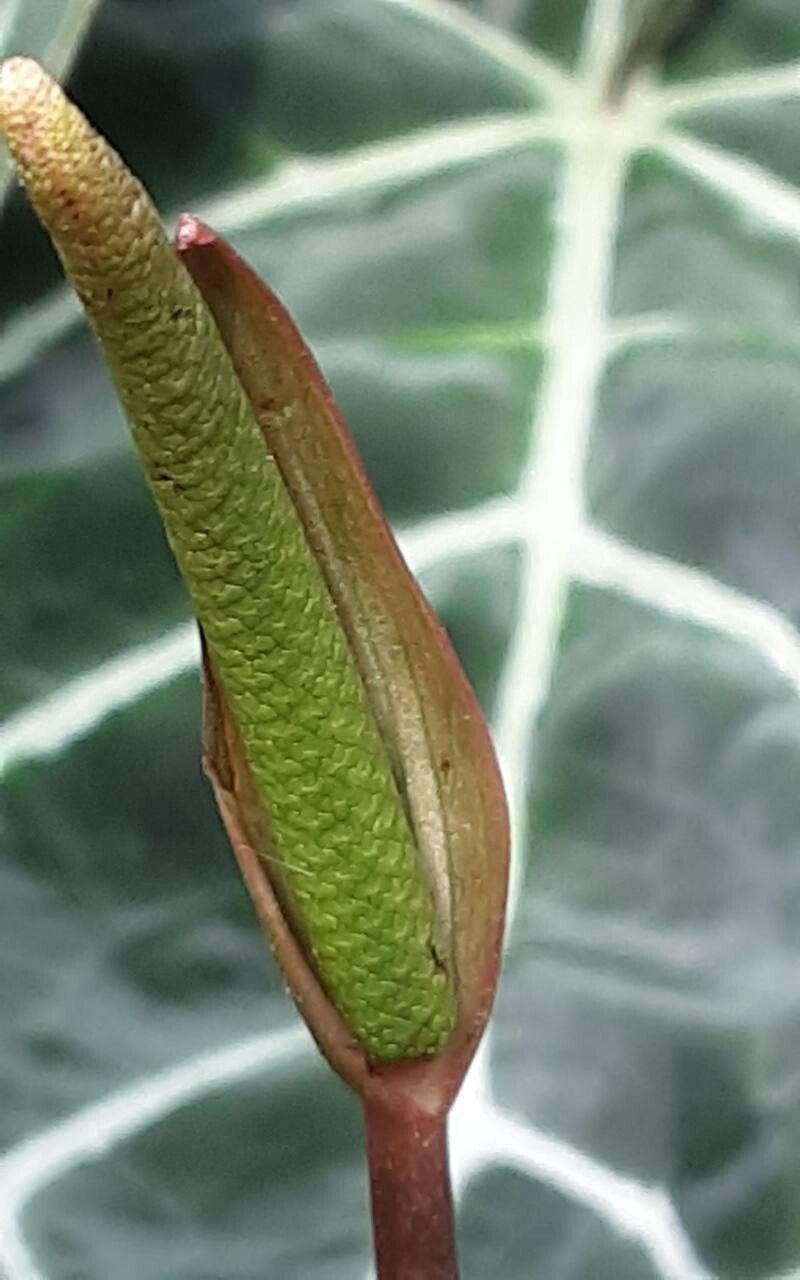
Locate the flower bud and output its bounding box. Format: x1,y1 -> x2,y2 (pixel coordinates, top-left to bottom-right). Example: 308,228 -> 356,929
0,59 -> 508,1080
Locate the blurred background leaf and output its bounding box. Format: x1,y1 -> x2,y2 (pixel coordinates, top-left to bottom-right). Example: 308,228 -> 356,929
0,0 -> 102,206
2,1 -> 800,1277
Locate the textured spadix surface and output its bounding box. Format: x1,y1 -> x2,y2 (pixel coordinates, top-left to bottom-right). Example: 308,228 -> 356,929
0,57 -> 456,1062
3,1 -> 800,1277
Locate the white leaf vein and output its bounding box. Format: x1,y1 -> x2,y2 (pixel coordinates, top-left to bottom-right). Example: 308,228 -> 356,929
381,0 -> 574,104
0,623 -> 200,780
655,60 -> 800,116
492,0 -> 628,924
0,1029 -> 310,1280
5,0 -> 800,1276
0,112 -> 558,388
657,127 -> 800,240
575,524 -> 800,695
452,1071 -> 713,1280
200,111 -> 560,239
0,499 -> 521,780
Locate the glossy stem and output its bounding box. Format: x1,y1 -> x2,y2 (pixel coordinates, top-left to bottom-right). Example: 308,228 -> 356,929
363,1092 -> 459,1280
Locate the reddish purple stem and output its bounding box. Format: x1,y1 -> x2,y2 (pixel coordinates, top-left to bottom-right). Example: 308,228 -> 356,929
363,1093 -> 459,1280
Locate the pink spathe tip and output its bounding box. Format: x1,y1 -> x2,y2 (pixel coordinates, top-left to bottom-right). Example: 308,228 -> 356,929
175,213 -> 216,252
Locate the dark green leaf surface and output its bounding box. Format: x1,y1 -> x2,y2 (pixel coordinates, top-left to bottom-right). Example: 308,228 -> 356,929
2,0 -> 800,1276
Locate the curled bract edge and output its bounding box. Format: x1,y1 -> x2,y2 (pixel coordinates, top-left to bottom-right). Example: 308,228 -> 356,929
181,220 -> 509,1101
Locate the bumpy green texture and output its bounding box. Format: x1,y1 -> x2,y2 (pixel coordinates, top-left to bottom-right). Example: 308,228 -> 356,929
0,59 -> 455,1060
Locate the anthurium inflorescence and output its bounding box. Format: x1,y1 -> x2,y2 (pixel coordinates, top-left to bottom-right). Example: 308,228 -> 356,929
0,58 -> 508,1083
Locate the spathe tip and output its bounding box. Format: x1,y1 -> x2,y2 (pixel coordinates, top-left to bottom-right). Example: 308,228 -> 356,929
174,213 -> 217,252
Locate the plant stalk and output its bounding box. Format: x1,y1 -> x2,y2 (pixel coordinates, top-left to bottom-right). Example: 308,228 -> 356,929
363,1093 -> 459,1280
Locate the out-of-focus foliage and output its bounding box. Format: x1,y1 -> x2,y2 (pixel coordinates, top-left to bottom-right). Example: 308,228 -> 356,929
0,0 -> 101,204
2,2 -> 800,1277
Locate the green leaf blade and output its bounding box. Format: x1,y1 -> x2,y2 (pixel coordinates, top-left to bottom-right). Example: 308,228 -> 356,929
4,0 -> 800,1275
